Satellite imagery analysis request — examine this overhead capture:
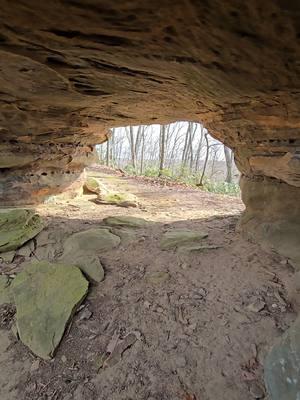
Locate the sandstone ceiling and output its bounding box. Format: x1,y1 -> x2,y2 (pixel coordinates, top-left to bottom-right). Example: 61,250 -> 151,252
0,0 -> 300,265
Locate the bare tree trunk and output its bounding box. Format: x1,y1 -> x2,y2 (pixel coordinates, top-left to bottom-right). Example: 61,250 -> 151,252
158,125 -> 166,176
140,127 -> 145,174
224,145 -> 233,183
106,139 -> 110,166
198,133 -> 209,186
194,126 -> 204,172
125,126 -> 137,172
110,128 -> 115,167
188,122 -> 197,171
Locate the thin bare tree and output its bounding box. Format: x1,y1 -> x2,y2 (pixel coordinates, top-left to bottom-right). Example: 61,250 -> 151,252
224,145 -> 233,183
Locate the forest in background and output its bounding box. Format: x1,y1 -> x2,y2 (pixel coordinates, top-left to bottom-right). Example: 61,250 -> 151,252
96,122 -> 240,196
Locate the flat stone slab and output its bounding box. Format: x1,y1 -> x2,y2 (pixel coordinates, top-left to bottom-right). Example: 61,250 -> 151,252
110,227 -> 137,245
61,254 -> 105,283
60,228 -> 120,282
103,216 -> 149,228
160,230 -> 208,250
63,228 -> 120,254
11,261 -> 88,359
264,316 -> 300,400
0,208 -> 43,253
98,192 -> 138,208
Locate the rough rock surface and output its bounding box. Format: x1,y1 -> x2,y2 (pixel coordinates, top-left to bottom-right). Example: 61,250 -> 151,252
60,228 -> 120,281
160,229 -> 208,250
239,176 -> 300,269
83,177 -> 102,195
95,191 -> 139,208
61,254 -> 105,283
0,209 -> 43,253
11,261 -> 88,359
62,228 -> 120,254
0,275 -> 12,305
264,317 -> 300,400
103,216 -> 149,228
0,3 -> 299,274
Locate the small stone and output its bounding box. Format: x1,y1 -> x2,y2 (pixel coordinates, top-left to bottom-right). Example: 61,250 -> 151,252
246,299 -> 266,313
30,359 -> 40,372
156,306 -> 164,313
17,240 -> 34,258
160,229 -> 208,250
143,300 -> 151,309
249,382 -> 264,399
11,323 -> 19,339
78,308 -> 92,321
146,271 -> 170,285
0,251 -> 15,263
84,177 -> 102,195
61,355 -> 67,363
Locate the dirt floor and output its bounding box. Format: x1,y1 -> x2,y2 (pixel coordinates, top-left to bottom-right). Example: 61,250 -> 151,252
0,166 -> 296,400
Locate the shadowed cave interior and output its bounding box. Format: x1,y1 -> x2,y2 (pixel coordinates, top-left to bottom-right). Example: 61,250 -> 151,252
0,1 -> 300,399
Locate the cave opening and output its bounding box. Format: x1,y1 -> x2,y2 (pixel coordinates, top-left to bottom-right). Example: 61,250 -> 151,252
1,0 -> 300,398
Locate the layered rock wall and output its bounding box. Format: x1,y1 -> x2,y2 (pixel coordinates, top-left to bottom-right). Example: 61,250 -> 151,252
0,0 -> 299,264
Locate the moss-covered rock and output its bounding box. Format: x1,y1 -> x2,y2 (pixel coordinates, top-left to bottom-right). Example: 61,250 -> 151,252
0,209 -> 43,253
62,228 -> 120,254
0,275 -> 13,305
103,216 -> 149,228
99,192 -> 138,208
11,261 -> 88,359
160,230 -> 208,250
84,177 -> 102,195
110,227 -> 138,245
60,228 -> 120,282
61,254 -> 105,283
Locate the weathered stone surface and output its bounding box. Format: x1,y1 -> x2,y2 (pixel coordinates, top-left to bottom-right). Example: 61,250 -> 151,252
11,261 -> 88,359
239,176 -> 300,270
0,209 -> 43,253
110,227 -> 137,245
61,254 -> 105,283
0,251 -> 15,263
84,177 -> 102,195
34,229 -> 67,261
96,191 -> 138,208
103,216 -> 149,228
264,317 -> 300,400
0,2 -> 300,264
160,230 -> 208,250
60,228 -> 120,281
0,275 -> 13,305
62,228 -> 120,254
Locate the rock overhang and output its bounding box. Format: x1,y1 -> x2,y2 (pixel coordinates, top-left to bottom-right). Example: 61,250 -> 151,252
0,0 -> 299,268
